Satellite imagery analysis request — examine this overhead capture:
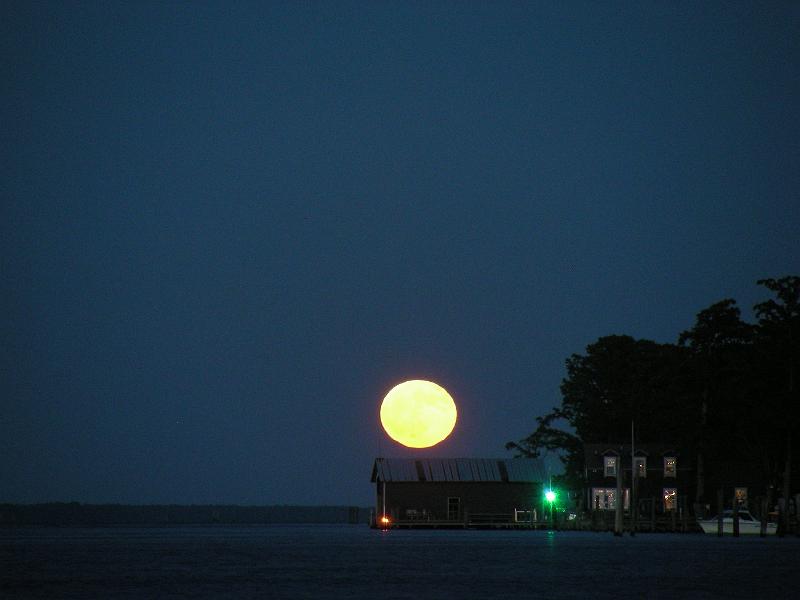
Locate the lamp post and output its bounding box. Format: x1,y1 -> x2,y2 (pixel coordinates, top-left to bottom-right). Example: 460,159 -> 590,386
545,489 -> 556,529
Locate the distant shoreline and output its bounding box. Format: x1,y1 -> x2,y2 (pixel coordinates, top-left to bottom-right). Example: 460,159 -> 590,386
0,503 -> 371,527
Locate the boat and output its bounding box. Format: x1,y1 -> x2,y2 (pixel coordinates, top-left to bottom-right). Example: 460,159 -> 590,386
697,510 -> 777,535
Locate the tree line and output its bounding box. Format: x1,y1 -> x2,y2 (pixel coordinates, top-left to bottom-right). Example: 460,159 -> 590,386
507,276 -> 799,522
0,503 -> 369,526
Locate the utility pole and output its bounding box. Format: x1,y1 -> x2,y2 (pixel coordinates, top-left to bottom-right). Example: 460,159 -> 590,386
631,420 -> 636,536
614,452 -> 623,536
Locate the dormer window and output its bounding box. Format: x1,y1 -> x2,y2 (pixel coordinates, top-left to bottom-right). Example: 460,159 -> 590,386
604,456 -> 617,477
634,457 -> 647,478
664,457 -> 677,478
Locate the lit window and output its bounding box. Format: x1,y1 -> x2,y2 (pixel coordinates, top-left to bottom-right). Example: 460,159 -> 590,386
592,487 -> 630,510
735,487 -> 748,508
663,488 -> 677,511
664,457 -> 676,478
604,456 -> 617,477
634,457 -> 647,478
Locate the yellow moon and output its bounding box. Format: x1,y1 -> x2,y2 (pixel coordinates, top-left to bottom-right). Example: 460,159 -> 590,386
380,380 -> 457,448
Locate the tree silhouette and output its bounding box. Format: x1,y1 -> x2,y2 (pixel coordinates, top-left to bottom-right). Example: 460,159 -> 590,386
678,299 -> 753,503
510,277 -> 799,522
754,276 -> 800,534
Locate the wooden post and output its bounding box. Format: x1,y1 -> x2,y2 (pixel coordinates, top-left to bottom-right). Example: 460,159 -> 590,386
780,431 -> 792,538
650,497 -> 656,532
760,497 -> 768,537
717,489 -> 724,537
732,492 -> 740,537
696,451 -> 705,505
681,497 -> 688,532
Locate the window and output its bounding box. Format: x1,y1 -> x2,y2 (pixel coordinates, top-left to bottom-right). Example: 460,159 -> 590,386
592,488 -> 630,510
447,497 -> 460,520
592,488 -> 630,511
663,488 -> 677,511
634,457 -> 647,478
604,456 -> 617,477
663,457 -> 677,478
592,488 -> 607,510
514,509 -> 534,522
735,487 -> 748,508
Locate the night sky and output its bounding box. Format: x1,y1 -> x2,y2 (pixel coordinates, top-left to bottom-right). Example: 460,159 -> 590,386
3,2 -> 799,506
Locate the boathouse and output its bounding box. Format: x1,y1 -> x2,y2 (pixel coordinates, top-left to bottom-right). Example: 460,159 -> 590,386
371,457 -> 546,527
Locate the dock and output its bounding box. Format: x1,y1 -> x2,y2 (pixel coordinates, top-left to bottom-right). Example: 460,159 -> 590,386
371,502 -> 703,533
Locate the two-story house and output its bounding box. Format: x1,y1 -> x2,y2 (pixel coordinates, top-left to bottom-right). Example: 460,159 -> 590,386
584,443 -> 692,513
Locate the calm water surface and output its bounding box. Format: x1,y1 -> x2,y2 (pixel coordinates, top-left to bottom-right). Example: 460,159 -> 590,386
2,525 -> 798,598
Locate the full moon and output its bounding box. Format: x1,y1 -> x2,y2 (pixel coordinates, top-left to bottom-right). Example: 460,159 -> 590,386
380,380 -> 457,448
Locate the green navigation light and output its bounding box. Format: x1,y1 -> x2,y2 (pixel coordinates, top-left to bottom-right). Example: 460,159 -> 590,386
545,490 -> 556,503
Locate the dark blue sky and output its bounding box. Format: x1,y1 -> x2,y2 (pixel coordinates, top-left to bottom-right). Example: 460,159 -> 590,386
3,2 -> 798,506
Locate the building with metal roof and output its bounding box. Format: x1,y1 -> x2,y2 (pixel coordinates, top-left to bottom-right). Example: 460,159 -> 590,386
370,458 -> 547,528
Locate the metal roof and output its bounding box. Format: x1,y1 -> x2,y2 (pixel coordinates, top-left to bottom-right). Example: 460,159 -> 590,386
371,458 -> 546,483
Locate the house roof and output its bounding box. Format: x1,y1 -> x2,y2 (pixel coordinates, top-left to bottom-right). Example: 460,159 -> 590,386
583,443 -> 680,468
371,458 -> 546,483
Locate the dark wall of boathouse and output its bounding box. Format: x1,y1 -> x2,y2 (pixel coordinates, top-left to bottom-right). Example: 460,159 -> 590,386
378,481 -> 539,521
371,458 -> 545,524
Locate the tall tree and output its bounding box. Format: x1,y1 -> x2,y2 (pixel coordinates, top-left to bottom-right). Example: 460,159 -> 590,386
678,299 -> 754,504
754,276 -> 800,534
507,335 -> 687,489
510,276 -> 800,528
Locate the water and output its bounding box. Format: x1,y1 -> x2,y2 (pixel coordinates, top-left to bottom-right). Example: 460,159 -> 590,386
2,526 -> 798,598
